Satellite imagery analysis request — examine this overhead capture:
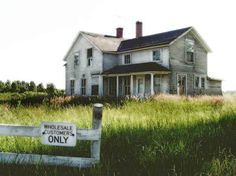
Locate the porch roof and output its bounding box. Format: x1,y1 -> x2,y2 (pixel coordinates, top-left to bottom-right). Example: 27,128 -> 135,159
102,62 -> 170,75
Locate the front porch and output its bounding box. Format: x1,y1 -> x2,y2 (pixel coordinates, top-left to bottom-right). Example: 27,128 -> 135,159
102,62 -> 170,97
103,73 -> 169,97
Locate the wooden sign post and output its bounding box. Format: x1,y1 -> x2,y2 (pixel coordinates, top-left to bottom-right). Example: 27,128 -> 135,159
0,103 -> 103,168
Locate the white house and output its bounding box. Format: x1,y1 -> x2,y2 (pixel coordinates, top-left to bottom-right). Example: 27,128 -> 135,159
63,22 -> 222,97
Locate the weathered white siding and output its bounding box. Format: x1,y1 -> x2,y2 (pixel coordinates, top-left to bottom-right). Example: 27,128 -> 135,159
103,53 -> 118,71
118,47 -> 170,68
65,35 -> 103,96
169,33 -> 208,95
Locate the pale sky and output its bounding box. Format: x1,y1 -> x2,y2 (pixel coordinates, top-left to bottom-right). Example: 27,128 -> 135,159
0,0 -> 235,91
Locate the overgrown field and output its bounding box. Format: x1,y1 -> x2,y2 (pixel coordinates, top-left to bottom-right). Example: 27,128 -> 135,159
0,95 -> 236,176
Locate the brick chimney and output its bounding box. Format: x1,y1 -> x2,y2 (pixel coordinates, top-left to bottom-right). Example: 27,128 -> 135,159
116,27 -> 123,38
136,21 -> 143,38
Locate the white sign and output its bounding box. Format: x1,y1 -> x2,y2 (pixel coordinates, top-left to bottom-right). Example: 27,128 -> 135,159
40,122 -> 77,147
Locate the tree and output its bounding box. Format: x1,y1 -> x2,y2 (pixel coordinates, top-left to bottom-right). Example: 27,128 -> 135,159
19,81 -> 28,93
46,83 -> 56,97
11,81 -> 20,93
37,83 -> 45,92
29,81 -> 37,92
4,80 -> 11,92
0,81 -> 5,93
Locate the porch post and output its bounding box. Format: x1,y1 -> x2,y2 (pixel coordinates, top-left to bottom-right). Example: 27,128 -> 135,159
99,75 -> 103,96
116,76 -> 119,97
130,75 -> 133,96
150,73 -> 154,95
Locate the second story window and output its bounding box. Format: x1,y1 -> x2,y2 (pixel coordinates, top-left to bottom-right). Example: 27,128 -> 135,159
124,54 -> 131,64
87,48 -> 93,66
185,38 -> 195,63
74,52 -> 80,66
153,50 -> 161,61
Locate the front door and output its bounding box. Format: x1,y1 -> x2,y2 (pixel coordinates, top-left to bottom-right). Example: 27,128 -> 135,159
177,74 -> 187,95
136,76 -> 145,96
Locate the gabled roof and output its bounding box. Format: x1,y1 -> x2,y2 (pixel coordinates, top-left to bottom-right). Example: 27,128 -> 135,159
63,31 -> 123,61
102,62 -> 170,75
81,31 -> 123,52
118,27 -> 192,52
63,26 -> 211,61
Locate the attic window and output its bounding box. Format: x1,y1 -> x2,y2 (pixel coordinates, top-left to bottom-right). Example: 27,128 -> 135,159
74,52 -> 80,65
185,38 -> 195,63
87,48 -> 93,66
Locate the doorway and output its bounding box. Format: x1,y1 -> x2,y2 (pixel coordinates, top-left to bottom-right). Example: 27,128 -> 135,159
177,74 -> 187,95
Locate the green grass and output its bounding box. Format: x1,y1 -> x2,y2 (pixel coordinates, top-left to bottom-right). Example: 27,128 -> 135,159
0,95 -> 236,176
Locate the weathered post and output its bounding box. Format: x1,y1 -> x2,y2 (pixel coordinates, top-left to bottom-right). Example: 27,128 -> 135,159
91,103 -> 103,161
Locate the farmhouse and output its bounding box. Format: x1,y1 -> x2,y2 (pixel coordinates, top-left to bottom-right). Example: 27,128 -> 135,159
63,22 -> 222,96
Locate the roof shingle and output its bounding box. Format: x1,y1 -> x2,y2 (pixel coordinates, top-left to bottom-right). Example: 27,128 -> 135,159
102,62 -> 170,75
81,31 -> 123,52
118,27 -> 191,52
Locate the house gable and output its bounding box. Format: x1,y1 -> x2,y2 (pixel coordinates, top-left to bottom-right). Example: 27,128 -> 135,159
63,32 -> 103,61
169,27 -> 211,53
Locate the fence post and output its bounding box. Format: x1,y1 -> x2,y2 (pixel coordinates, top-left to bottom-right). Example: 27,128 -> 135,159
91,103 -> 103,161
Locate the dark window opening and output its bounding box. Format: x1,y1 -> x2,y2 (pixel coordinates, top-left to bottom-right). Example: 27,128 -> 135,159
153,50 -> 161,61
81,79 -> 86,95
201,77 -> 205,88
87,48 -> 93,66
91,85 -> 99,96
70,80 -> 75,95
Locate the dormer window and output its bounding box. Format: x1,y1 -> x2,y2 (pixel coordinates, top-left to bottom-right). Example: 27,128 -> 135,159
87,48 -> 93,66
185,38 -> 195,63
153,50 -> 161,61
124,54 -> 131,64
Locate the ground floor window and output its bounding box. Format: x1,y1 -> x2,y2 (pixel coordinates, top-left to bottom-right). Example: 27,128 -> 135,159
194,75 -> 206,89
91,85 -> 99,96
119,76 -> 130,96
194,75 -> 200,88
201,77 -> 205,88
81,79 -> 86,95
70,80 -> 75,95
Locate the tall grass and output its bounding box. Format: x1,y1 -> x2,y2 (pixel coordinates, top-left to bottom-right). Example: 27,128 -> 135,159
0,95 -> 235,175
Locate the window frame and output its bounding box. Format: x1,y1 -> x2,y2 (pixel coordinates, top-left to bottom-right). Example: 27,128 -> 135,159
91,85 -> 99,96
87,48 -> 93,66
124,54 -> 131,65
194,75 -> 206,89
153,49 -> 161,62
194,75 -> 200,89
81,78 -> 86,95
201,77 -> 206,89
185,38 -> 195,63
70,79 -> 75,96
74,51 -> 80,66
